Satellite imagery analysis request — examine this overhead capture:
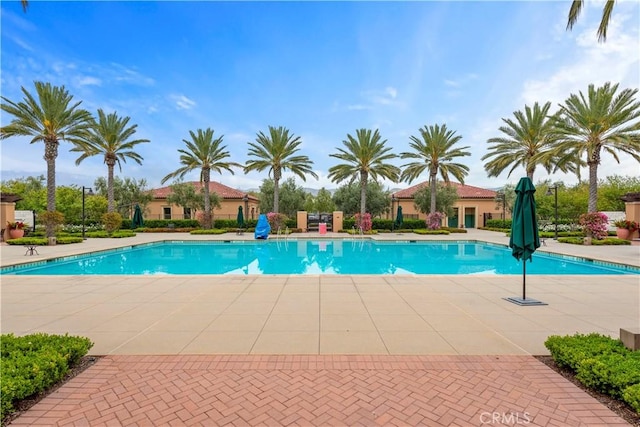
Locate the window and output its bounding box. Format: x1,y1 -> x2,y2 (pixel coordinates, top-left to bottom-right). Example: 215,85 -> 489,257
183,208 -> 191,219
163,207 -> 171,220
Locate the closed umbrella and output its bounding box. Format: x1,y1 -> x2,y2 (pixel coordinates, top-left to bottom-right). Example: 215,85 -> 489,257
394,205 -> 403,230
132,204 -> 144,229
236,206 -> 245,235
506,177 -> 546,305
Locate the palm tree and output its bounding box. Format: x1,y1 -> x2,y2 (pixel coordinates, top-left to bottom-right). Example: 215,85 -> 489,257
400,124 -> 470,215
0,81 -> 93,237
567,0 -> 616,42
482,102 -> 578,182
162,128 -> 241,228
551,82 -> 640,213
72,109 -> 150,213
245,126 -> 318,214
328,128 -> 400,219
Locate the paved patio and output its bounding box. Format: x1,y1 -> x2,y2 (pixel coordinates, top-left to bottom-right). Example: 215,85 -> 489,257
1,230 -> 638,425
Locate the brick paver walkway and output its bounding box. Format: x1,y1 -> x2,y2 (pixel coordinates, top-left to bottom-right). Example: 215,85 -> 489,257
13,355 -> 628,426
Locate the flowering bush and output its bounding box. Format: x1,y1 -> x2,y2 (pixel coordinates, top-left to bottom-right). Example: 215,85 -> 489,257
353,213 -> 372,232
6,221 -> 25,230
426,212 -> 445,230
613,219 -> 639,231
267,212 -> 287,231
579,212 -> 609,240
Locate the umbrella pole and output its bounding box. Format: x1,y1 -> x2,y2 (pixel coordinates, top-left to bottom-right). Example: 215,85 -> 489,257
522,260 -> 526,300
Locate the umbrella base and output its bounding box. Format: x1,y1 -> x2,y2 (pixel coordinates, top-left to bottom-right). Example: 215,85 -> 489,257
503,297 -> 547,306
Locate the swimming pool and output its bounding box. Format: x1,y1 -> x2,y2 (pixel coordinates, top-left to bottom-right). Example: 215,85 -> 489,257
2,240 -> 638,275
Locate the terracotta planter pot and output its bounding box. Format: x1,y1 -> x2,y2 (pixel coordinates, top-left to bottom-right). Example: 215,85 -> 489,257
9,229 -> 24,239
616,228 -> 631,240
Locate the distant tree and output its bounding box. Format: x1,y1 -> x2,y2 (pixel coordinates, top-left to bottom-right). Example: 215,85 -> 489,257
597,175 -> 640,211
315,188 -> 336,213
162,128 -> 240,228
303,193 -> 316,212
412,183 -> 460,218
550,82 -> 640,213
329,129 -> 399,219
1,82 -> 93,237
72,109 -> 149,212
165,181 -> 205,219
245,126 -> 318,214
401,124 -> 470,215
93,176 -> 153,218
332,181 -> 390,217
0,175 -> 46,212
566,0 -> 616,42
258,177 -> 306,218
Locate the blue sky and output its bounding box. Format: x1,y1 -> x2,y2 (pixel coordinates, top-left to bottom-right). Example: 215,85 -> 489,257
1,1 -> 639,193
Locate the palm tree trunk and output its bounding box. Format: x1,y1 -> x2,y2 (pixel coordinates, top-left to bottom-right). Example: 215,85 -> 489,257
273,166 -> 281,213
44,139 -> 58,238
106,159 -> 116,213
273,178 -> 280,214
587,161 -> 599,213
360,171 -> 368,219
429,170 -> 437,214
202,169 -> 211,229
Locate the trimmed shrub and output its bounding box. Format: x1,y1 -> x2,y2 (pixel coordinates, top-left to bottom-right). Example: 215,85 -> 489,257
141,219 -> 200,229
558,237 -> 631,245
576,352 -> 640,398
85,230 -> 136,238
1,333 -> 93,419
5,237 -> 83,245
190,229 -> 228,235
623,384 -> 640,412
101,212 -> 123,235
545,333 -> 627,370
486,219 -> 512,229
413,229 -> 450,235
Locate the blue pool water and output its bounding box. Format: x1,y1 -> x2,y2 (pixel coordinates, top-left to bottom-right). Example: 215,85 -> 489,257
2,240 -> 638,275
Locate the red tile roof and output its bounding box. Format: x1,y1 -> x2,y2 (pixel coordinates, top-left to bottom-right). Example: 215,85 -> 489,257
151,181 -> 258,201
394,181 -> 497,199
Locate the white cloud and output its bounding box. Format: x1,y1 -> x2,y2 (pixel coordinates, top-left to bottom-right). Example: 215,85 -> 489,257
521,7 -> 639,107
170,94 -> 196,110
76,76 -> 101,86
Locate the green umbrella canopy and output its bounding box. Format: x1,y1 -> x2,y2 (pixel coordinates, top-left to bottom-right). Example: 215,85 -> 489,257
132,204 -> 144,228
395,205 -> 403,228
237,205 -> 245,228
509,177 -> 540,262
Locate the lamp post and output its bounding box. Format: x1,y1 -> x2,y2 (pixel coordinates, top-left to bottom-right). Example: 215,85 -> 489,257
391,195 -> 397,231
82,186 -> 93,240
546,186 -> 558,240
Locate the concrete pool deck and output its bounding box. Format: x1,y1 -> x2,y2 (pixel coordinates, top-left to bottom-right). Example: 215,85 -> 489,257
1,229 -> 639,425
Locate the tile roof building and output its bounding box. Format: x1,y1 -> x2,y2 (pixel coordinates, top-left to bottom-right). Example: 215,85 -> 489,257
147,181 -> 259,221
392,181 -> 507,228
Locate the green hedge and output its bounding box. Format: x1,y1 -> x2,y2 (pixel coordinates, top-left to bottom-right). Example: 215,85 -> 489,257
85,230 -> 136,238
545,333 -> 640,412
413,229 -> 450,235
1,333 -> 93,419
123,219 -> 200,229
558,237 -> 631,245
190,229 -> 228,235
486,219 -> 512,229
5,237 -> 83,245
342,218 -> 425,231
